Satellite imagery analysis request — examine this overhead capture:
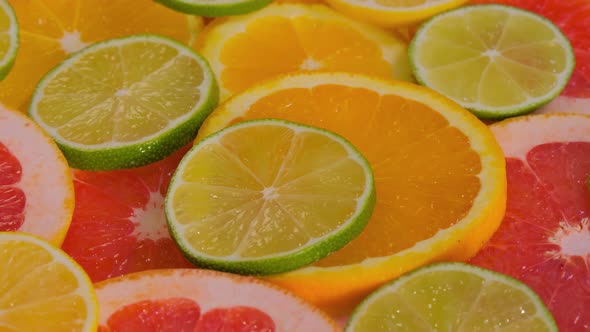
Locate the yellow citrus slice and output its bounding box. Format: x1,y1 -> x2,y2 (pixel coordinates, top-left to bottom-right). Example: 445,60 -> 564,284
0,231 -> 98,331
0,105 -> 73,246
324,0 -> 469,27
2,0 -> 203,111
198,3 -> 412,101
196,72 -> 507,315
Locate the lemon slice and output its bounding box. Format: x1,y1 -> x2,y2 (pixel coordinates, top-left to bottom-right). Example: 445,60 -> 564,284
409,4 -> 575,119
28,34 -> 218,171
166,119 -> 376,275
155,0 -> 272,16
0,232 -> 98,331
346,262 -> 558,331
0,0 -> 18,80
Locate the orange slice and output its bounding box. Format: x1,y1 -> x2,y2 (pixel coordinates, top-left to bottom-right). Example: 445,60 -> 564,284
95,269 -> 339,331
198,3 -> 412,100
197,72 -> 507,315
0,105 -> 73,245
2,0 -> 203,111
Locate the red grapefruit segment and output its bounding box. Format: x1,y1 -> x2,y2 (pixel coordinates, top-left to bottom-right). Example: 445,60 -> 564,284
95,269 -> 339,331
0,106 -> 73,245
61,146 -> 194,283
470,114 -> 590,332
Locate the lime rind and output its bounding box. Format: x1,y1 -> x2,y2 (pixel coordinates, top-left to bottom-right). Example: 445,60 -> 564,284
345,262 -> 558,332
0,0 -> 18,80
154,0 -> 273,17
409,4 -> 575,120
165,118 -> 376,275
28,34 -> 219,171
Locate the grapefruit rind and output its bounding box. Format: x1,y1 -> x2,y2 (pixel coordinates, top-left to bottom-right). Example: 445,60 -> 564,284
94,268 -> 339,331
166,118 -> 376,275
0,231 -> 98,332
409,4 -> 576,120
345,262 -> 558,331
28,34 -> 218,171
196,72 -> 507,312
0,0 -> 17,80
155,0 -> 272,16
0,107 -> 74,245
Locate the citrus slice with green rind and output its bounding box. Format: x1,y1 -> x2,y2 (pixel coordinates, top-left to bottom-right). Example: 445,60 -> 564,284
155,0 -> 272,16
166,119 -> 376,275
346,262 -> 558,332
28,34 -> 218,171
0,0 -> 17,80
409,4 -> 575,120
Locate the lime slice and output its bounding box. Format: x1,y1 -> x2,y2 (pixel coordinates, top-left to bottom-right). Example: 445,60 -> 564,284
0,0 -> 18,80
346,262 -> 558,331
165,119 -> 376,275
28,34 -> 218,171
409,4 -> 575,120
154,0 -> 272,16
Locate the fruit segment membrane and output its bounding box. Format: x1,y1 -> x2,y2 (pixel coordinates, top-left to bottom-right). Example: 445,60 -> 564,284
0,142 -> 25,231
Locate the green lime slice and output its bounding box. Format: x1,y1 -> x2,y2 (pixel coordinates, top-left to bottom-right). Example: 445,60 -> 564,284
28,34 -> 218,171
346,262 -> 558,331
165,119 -> 376,275
409,4 -> 575,120
154,0 -> 272,17
0,0 -> 18,80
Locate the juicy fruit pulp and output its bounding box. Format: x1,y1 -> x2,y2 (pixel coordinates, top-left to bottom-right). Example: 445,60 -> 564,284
29,34 -> 218,171
167,119 -> 375,275
0,142 -> 24,231
346,263 -> 557,332
410,4 -> 575,119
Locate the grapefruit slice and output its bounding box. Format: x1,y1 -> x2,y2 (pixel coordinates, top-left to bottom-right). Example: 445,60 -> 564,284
61,146 -> 194,283
94,269 -> 339,331
472,0 -> 590,115
469,114 -> 590,332
0,106 -> 73,245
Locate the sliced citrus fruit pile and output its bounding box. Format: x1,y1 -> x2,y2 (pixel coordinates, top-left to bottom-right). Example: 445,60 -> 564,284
166,119 -> 376,275
196,72 -> 507,313
409,4 -> 575,119
198,3 -> 412,100
0,232 -> 98,331
470,114 -> 590,331
155,0 -> 272,16
3,0 -> 203,112
61,146 -> 194,283
0,106 -> 73,245
94,269 -> 339,331
346,262 -> 558,331
28,34 -> 218,171
0,0 -> 17,80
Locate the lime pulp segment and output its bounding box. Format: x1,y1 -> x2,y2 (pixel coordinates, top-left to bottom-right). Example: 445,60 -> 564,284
154,0 -> 273,16
0,0 -> 18,80
410,4 -> 575,119
166,119 -> 376,275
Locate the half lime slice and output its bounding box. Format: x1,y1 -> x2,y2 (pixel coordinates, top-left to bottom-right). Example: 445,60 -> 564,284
165,119 -> 376,275
154,0 -> 272,17
29,34 -> 218,171
0,0 -> 18,80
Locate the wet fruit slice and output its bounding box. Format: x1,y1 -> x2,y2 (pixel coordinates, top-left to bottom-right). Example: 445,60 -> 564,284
0,232 -> 98,331
61,146 -> 194,283
325,0 -> 469,27
167,119 -> 375,275
29,34 -> 218,171
0,106 -> 73,245
410,4 -> 575,120
0,0 -> 17,80
196,72 -> 506,314
95,269 -> 339,331
2,0 -> 202,111
155,0 -> 272,16
469,114 -> 590,332
346,262 -> 557,331
198,3 -> 412,101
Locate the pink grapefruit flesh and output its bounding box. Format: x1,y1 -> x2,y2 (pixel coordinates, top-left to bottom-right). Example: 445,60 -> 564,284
0,106 -> 73,245
470,114 -> 590,332
61,146 -> 194,283
95,269 -> 339,331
